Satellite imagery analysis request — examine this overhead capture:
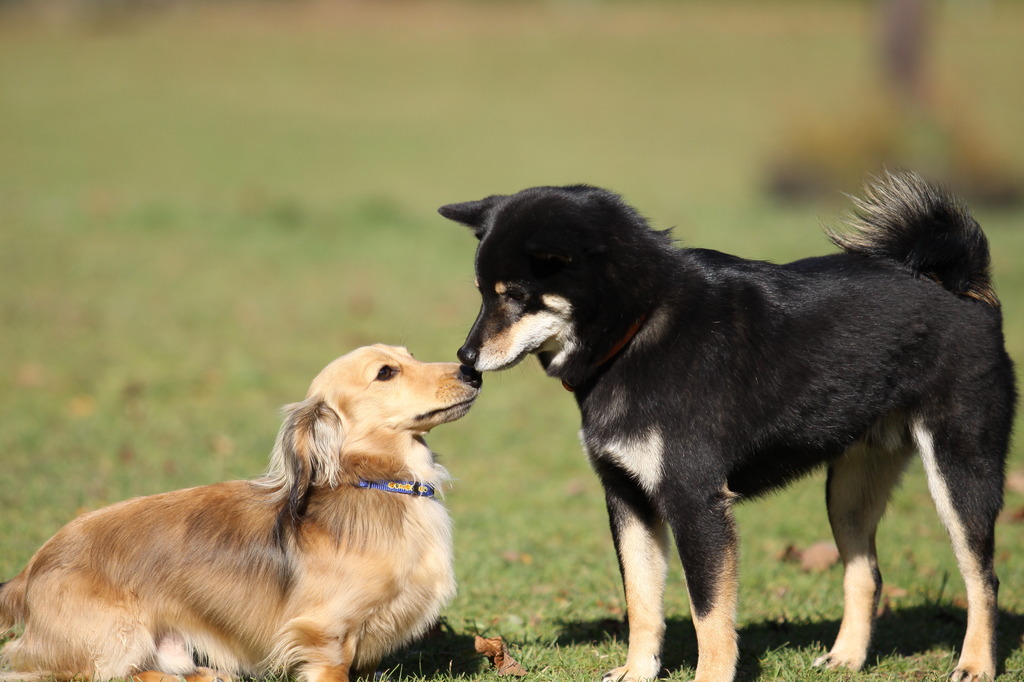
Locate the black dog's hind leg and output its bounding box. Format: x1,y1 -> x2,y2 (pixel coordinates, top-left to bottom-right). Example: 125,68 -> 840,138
814,432 -> 913,672
597,464 -> 670,682
665,485 -> 740,682
913,420 -> 1002,682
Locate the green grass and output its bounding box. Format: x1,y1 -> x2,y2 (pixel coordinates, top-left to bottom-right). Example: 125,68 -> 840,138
2,1 -> 1024,680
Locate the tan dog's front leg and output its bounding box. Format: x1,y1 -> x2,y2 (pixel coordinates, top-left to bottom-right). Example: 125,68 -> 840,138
133,669 -> 231,682
284,623 -> 359,682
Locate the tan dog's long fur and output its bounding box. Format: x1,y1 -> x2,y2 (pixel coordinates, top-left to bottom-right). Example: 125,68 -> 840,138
0,345 -> 479,682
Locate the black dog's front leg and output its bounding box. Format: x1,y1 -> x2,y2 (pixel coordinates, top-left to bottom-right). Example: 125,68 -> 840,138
664,484 -> 740,682
597,463 -> 670,682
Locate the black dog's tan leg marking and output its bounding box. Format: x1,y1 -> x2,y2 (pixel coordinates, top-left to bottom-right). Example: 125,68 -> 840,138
914,422 -> 1000,681
605,513 -> 670,682
814,434 -> 912,672
668,486 -> 740,682
690,537 -> 739,682
596,460 -> 669,682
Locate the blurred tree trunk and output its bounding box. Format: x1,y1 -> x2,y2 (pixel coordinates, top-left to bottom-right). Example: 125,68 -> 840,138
879,0 -> 930,107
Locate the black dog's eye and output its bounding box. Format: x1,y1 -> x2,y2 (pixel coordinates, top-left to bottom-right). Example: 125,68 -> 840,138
506,289 -> 526,302
528,250 -> 572,279
376,365 -> 398,381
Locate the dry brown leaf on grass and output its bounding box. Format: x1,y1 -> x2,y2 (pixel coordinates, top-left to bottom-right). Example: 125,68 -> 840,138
877,584 -> 909,617
1006,470 -> 1024,495
500,550 -> 534,565
778,541 -> 840,573
475,635 -> 528,676
800,541 -> 840,572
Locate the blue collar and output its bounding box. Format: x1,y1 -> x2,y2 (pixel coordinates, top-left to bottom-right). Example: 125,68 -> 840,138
357,480 -> 436,498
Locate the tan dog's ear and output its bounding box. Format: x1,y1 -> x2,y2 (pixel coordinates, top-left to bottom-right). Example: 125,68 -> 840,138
266,397 -> 345,539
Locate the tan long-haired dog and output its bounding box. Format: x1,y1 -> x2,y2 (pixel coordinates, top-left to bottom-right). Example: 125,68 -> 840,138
0,345 -> 481,682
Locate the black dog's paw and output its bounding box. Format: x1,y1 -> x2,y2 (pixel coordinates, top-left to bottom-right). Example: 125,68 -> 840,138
948,668 -> 995,682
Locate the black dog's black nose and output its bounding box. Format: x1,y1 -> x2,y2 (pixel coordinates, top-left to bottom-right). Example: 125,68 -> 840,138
458,364 -> 482,389
457,345 -> 478,367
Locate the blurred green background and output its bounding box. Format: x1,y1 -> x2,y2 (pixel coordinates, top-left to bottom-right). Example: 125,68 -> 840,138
2,1 -> 1023,679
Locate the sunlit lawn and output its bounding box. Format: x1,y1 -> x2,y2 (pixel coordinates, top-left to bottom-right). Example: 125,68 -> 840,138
2,2 -> 1024,679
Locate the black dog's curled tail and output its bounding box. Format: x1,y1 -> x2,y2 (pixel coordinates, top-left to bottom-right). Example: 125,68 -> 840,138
828,170 -> 999,307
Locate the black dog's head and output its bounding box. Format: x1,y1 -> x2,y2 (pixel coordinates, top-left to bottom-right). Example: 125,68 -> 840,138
439,185 -> 674,387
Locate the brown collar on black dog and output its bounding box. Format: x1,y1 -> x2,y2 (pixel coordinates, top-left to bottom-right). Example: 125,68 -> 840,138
562,314 -> 647,392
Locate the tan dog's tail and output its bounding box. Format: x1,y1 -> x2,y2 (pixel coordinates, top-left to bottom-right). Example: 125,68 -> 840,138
0,574 -> 27,630
0,575 -> 37,680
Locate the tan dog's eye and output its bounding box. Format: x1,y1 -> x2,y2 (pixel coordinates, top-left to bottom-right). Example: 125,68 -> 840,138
376,365 -> 398,381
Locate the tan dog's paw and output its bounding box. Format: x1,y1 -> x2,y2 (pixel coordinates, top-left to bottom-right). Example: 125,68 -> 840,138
191,668 -> 233,682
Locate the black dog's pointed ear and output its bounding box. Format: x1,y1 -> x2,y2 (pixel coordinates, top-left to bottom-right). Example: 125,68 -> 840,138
438,194 -> 506,239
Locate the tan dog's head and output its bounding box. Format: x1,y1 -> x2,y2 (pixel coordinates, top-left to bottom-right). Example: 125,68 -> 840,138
264,345 -> 481,529
308,345 -> 481,439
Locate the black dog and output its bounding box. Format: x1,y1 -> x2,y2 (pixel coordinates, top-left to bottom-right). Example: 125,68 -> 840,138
440,171 -> 1015,682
